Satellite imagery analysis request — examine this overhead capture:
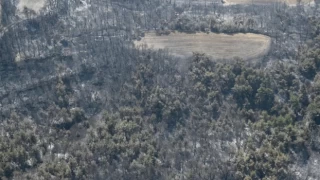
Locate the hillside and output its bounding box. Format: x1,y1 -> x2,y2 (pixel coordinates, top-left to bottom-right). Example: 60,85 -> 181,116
0,0 -> 320,179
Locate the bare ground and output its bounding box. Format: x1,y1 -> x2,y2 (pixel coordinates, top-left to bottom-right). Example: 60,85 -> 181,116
175,0 -> 314,5
223,0 -> 314,5
135,32 -> 271,60
18,0 -> 46,13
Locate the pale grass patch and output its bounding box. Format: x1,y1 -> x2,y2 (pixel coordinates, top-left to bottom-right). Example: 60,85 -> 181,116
135,32 -> 271,60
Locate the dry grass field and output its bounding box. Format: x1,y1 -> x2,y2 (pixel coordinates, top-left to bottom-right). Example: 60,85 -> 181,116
18,0 -> 46,13
135,32 -> 271,60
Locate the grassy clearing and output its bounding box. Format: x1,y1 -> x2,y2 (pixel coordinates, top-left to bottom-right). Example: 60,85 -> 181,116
18,0 -> 46,13
135,32 -> 271,60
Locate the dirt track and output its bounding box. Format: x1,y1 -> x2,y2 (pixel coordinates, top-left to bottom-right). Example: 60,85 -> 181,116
135,32 -> 271,60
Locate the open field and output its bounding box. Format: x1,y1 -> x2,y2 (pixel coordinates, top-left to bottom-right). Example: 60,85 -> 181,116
135,32 -> 271,60
18,0 -> 46,13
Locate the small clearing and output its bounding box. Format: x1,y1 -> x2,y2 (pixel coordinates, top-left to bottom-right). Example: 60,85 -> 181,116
135,32 -> 271,60
18,0 -> 46,13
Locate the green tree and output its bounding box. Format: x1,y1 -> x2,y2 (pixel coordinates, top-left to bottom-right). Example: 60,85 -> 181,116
255,87 -> 274,111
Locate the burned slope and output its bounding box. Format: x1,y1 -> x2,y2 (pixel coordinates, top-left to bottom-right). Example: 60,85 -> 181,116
0,0 -> 320,180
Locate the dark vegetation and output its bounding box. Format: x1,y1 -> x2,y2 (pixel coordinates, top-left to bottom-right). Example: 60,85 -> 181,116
0,0 -> 320,179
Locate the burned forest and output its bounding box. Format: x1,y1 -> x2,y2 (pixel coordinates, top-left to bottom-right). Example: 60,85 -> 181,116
0,0 -> 320,179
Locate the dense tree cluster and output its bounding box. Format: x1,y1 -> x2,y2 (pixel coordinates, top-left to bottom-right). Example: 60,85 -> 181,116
1,44 -> 318,179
